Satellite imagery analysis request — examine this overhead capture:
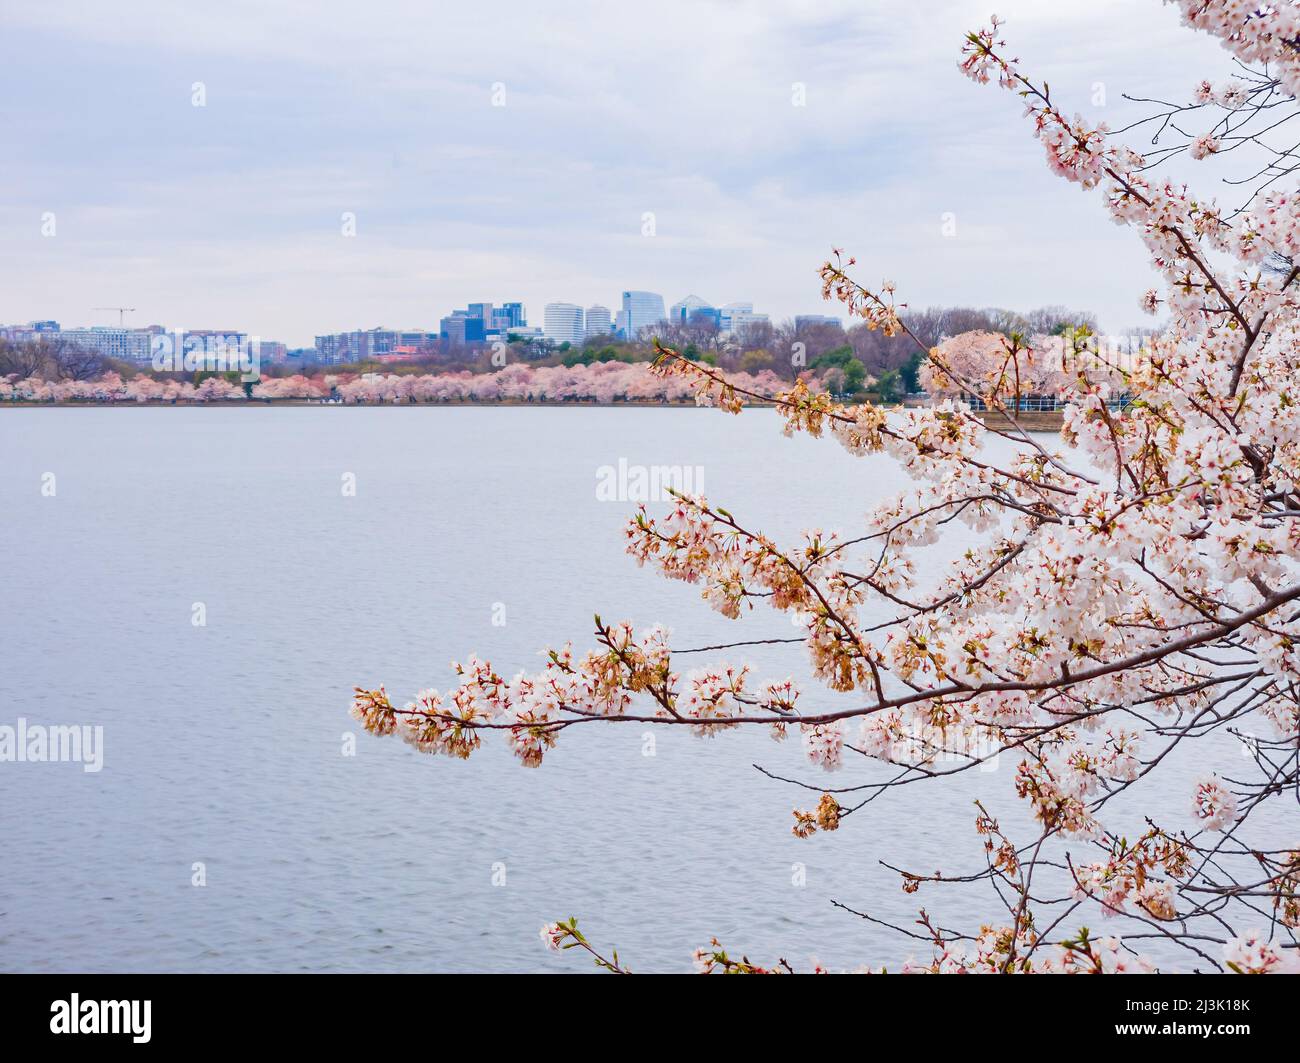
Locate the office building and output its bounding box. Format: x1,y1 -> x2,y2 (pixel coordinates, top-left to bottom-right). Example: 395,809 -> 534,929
543,303 -> 585,346
59,327 -> 154,365
584,305 -> 613,338
619,290 -> 666,340
439,312 -> 487,347
720,302 -> 770,334
795,314 -> 843,330
496,302 -> 526,329
669,295 -> 715,323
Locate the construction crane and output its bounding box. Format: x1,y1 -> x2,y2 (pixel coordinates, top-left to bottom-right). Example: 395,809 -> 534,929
93,306 -> 136,327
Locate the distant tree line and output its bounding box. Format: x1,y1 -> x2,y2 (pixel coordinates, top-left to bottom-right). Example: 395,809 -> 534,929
4,304 -> 1109,404
0,336 -> 105,381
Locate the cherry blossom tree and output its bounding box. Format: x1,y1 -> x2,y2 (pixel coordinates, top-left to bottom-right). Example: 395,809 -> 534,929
352,2 -> 1300,974
322,363 -> 787,405
922,329 -> 1040,400
0,372 -> 247,404
252,375 -> 329,401
923,329 -> 1130,405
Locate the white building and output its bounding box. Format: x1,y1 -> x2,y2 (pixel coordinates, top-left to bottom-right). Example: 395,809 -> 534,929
584,305 -> 613,338
720,302 -> 770,336
620,290 -> 666,340
496,325 -> 543,341
543,303 -> 585,346
59,327 -> 154,365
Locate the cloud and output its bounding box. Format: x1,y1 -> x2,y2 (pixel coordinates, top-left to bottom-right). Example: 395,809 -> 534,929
0,0 -> 1243,343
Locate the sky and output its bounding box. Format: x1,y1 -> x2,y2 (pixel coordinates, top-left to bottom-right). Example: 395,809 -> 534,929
0,0 -> 1239,347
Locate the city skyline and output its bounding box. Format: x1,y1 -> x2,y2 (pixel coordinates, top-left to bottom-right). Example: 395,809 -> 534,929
2,287 -> 806,359
0,1 -> 1235,346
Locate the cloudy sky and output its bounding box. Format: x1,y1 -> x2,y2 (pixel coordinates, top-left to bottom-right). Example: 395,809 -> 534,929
0,0 -> 1235,346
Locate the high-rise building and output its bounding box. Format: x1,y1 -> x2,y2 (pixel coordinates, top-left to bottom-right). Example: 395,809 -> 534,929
59,327 -> 154,364
719,302 -> 752,330
439,302 -> 519,344
720,302 -> 770,334
489,303 -> 527,334
314,334 -> 342,362
795,314 -> 842,330
620,290 -> 666,340
439,312 -> 487,347
584,305 -> 613,338
313,328 -> 408,363
543,303 -> 585,346
669,295 -> 714,323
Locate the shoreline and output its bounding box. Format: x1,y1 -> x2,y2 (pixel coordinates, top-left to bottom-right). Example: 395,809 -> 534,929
0,398 -> 787,409
0,400 -> 780,408
0,400 -> 1067,429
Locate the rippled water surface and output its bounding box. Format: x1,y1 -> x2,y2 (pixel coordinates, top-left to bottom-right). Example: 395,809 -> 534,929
0,407 -> 1284,972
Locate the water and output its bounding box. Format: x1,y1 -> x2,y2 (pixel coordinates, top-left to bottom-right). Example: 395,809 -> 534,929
0,407 -> 1284,972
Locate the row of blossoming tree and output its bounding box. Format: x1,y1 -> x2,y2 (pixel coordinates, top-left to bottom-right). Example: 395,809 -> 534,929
0,362 -> 793,405
925,330 -> 1136,408
350,1 -> 1300,973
